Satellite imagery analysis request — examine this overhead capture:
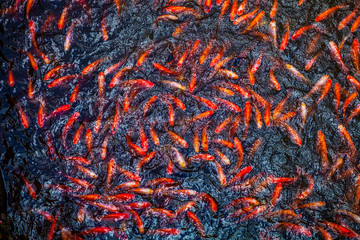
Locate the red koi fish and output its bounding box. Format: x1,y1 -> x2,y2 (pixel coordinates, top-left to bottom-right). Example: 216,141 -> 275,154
62,112 -> 80,149
47,74 -> 80,88
17,104 -> 29,129
44,64 -> 74,81
17,170 -> 36,199
280,21 -> 290,51
64,19 -> 80,51
329,41 -> 349,72
338,6 -> 358,30
315,4 -> 346,22
188,211 -> 205,237
82,57 -> 109,75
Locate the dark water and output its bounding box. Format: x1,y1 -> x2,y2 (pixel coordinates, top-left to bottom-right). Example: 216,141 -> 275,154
1,0 -> 360,239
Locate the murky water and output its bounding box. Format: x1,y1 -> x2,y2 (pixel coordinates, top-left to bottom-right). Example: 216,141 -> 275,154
1,0 -> 360,239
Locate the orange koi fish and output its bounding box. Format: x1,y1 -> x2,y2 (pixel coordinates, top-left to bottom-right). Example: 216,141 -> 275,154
46,104 -> 71,120
240,205 -> 267,222
17,170 -> 36,199
17,104 -> 29,129
334,83 -> 341,117
62,112 -> 80,149
316,78 -> 332,104
64,19 -> 79,51
193,130 -> 200,153
177,43 -> 190,67
227,166 -> 252,186
8,65 -> 15,87
213,55 -> 233,71
329,41 -> 349,72
215,115 -> 232,134
317,131 -> 328,172
47,74 -> 80,88
200,38 -> 213,64
269,67 -> 281,90
104,55 -> 129,76
230,0 -> 237,21
153,63 -> 179,75
305,52 -> 321,71
214,97 -> 241,112
189,68 -> 196,92
126,134 -> 146,156
231,137 -> 244,173
37,99 -> 45,128
222,82 -> 250,98
291,25 -> 315,40
190,94 -> 218,110
322,220 -> 354,238
188,211 -> 206,237
153,15 -> 178,28
167,130 -> 188,148
315,4 -> 346,22
253,104 -> 263,129
85,129 -> 93,156
82,57 -> 109,75
347,104 -> 360,124
106,158 -> 116,192
270,0 -> 278,19
219,0 -> 230,22
150,122 -> 160,146
236,0 -> 247,15
218,69 -> 239,79
110,66 -> 133,88
173,20 -> 190,37
296,201 -> 325,209
101,13 -> 108,41
136,47 -> 153,66
271,222 -> 312,237
273,89 -> 292,119
242,10 -> 265,33
351,15 -> 360,32
24,50 -> 38,70
338,6 -> 358,30
73,122 -> 84,145
280,21 -> 290,51
168,146 -> 186,169
28,20 -> 38,49
204,0 -> 212,13
69,83 -> 80,103
269,20 -> 277,48
136,151 -> 157,174
201,122 -> 209,152
263,103 -> 271,126
338,124 -> 356,156
285,63 -> 310,84
165,101 -> 175,126
243,101 -> 251,138
233,6 -> 259,25
343,92 -> 357,117
58,4 -> 70,30
165,6 -> 199,18
44,64 -> 74,81
210,47 -> 225,67
351,38 -> 360,72
251,51 -> 263,74
271,183 -> 282,206
276,122 -> 302,146
75,165 -> 97,179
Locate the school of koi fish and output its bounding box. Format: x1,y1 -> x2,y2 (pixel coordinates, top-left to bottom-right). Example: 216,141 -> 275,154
2,0 -> 360,239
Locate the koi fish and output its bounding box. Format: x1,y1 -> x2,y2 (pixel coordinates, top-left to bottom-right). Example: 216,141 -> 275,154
315,4 -> 346,22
